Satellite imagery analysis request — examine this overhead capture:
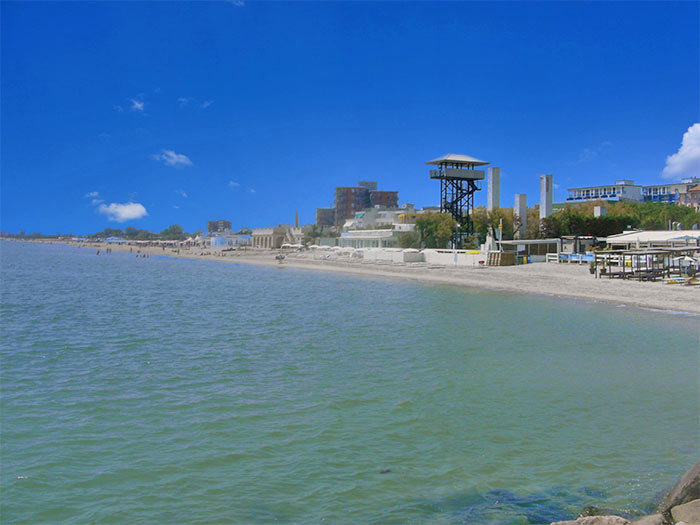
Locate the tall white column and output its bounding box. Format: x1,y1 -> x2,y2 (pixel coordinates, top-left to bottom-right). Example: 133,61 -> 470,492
514,193 -> 527,239
540,174 -> 553,219
487,167 -> 501,211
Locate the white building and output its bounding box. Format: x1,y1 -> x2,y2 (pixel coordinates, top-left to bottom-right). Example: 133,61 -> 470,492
342,204 -> 416,230
567,179 -> 643,202
209,233 -> 251,249
338,224 -> 414,249
251,225 -> 304,249
641,178 -> 700,204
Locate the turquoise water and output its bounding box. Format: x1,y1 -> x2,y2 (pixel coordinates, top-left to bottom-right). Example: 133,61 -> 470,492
1,241 -> 698,523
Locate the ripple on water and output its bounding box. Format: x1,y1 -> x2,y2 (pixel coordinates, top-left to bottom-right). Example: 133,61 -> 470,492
1,241 -> 698,523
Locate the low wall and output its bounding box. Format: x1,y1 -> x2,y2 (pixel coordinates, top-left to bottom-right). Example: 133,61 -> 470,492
422,249 -> 487,267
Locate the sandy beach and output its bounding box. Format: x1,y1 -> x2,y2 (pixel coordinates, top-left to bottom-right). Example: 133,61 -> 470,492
56,241 -> 700,315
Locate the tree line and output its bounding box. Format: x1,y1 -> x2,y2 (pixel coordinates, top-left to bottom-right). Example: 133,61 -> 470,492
397,201 -> 700,249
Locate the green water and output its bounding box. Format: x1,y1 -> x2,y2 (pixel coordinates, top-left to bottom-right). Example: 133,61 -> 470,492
1,241 -> 698,523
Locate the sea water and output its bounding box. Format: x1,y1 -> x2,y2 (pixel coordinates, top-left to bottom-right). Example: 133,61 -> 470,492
1,241 -> 698,524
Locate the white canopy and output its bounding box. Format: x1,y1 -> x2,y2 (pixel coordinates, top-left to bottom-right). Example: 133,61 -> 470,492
426,153 -> 489,167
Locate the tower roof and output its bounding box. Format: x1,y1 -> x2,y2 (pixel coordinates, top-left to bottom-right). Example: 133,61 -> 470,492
426,153 -> 489,167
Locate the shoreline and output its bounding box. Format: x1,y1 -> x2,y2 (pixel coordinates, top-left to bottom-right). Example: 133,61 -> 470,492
14,240 -> 700,315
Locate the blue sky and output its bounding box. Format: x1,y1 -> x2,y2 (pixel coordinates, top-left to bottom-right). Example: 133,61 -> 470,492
2,1 -> 698,234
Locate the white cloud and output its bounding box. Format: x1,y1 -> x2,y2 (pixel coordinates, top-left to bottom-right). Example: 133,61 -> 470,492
91,198 -> 104,205
249,188 -> 256,194
578,141 -> 612,163
84,191 -> 100,198
152,150 -> 193,167
662,123 -> 700,179
97,202 -> 148,222
178,97 -> 191,107
113,104 -> 124,113
228,180 -> 240,188
201,100 -> 213,109
173,205 -> 180,209
130,99 -> 145,112
176,189 -> 188,198
227,0 -> 245,6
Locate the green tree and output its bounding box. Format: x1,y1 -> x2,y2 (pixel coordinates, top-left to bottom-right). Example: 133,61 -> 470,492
160,224 -> 185,240
397,231 -> 421,249
415,212 -> 457,248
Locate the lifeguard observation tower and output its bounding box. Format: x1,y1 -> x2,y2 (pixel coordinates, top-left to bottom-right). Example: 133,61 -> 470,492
427,153 -> 489,246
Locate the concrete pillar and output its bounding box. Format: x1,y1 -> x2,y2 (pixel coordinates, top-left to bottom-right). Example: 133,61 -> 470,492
514,193 -> 527,239
487,167 -> 501,211
594,206 -> 606,217
540,174 -> 553,219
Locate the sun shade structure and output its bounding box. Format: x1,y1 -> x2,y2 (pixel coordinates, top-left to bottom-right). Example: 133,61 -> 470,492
427,153 -> 489,246
426,153 -> 490,167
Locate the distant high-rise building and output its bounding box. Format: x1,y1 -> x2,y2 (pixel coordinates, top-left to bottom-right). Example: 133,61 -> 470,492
369,190 -> 399,208
514,194 -> 527,239
487,167 -> 501,211
540,174 -> 553,219
207,219 -> 232,233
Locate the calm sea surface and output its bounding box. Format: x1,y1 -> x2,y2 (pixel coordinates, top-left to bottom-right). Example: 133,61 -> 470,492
1,241 -> 698,524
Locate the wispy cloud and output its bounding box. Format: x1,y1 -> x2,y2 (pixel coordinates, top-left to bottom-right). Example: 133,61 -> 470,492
178,97 -> 191,107
84,191 -> 104,205
130,98 -> 145,112
152,150 -> 193,167
113,104 -> 124,113
176,189 -> 188,198
228,180 -> 240,188
201,100 -> 213,109
97,202 -> 148,222
249,188 -> 256,194
662,123 -> 700,180
578,141 -> 612,163
227,0 -> 245,6
173,204 -> 180,209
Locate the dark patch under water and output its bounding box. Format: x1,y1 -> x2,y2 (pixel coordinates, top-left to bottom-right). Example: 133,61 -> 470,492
377,486 -> 659,524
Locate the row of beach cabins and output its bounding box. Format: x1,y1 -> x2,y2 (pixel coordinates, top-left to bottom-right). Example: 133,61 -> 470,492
71,229 -> 700,282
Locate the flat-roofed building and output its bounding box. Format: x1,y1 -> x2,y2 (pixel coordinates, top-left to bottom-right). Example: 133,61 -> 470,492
642,178 -> 700,203
566,180 -> 643,202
